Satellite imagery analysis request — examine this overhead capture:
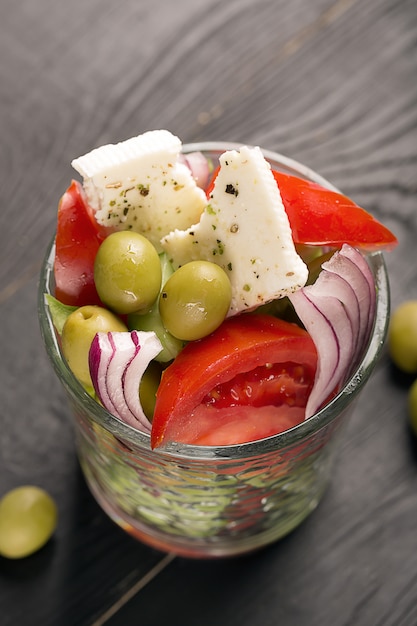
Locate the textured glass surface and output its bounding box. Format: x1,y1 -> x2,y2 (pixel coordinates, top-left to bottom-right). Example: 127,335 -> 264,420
38,144 -> 390,557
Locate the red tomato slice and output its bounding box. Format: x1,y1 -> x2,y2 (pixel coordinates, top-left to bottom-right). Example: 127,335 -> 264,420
151,314 -> 317,448
54,180 -> 104,306
203,362 -> 312,408
206,167 -> 397,251
183,404 -> 306,446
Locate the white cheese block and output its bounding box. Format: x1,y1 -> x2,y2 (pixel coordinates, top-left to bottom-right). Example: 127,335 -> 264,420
161,146 -> 308,315
71,130 -> 207,252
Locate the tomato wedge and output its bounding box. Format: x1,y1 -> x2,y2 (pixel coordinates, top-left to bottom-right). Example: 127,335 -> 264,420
54,180 -> 104,306
151,314 -> 317,448
272,170 -> 397,250
206,167 -> 397,251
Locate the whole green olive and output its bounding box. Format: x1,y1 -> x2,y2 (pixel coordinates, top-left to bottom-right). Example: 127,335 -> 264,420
0,486 -> 57,559
94,231 -> 162,314
388,300 -> 417,373
62,305 -> 127,388
159,260 -> 232,341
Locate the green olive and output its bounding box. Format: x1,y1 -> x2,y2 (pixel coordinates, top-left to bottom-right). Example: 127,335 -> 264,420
139,361 -> 163,421
62,305 -> 127,388
0,486 -> 57,559
388,301 -> 417,373
94,231 -> 162,314
408,379 -> 417,435
159,260 -> 232,341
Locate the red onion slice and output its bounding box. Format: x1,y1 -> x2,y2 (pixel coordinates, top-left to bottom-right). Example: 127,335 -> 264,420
289,244 -> 376,419
290,289 -> 353,418
321,251 -> 370,363
179,152 -> 210,189
338,243 -> 376,341
89,330 -> 162,432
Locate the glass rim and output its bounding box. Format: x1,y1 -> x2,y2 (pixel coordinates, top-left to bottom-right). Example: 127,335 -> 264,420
38,143 -> 390,461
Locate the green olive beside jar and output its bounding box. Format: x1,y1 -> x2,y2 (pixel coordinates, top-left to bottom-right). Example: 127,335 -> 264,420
0,486 -> 57,559
388,300 -> 417,374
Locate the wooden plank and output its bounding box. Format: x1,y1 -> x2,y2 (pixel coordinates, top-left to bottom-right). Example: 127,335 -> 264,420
1,0 -> 416,623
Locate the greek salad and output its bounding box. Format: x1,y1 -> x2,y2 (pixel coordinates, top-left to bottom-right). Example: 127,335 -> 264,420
46,130 -> 397,448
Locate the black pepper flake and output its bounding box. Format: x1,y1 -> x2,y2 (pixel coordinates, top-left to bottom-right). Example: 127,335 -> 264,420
225,183 -> 238,196
161,292 -> 168,299
137,184 -> 149,196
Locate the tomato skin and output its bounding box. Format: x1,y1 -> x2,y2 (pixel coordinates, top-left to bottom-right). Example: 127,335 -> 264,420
151,314 -> 317,448
206,168 -> 397,251
272,171 -> 397,251
54,180 -> 104,306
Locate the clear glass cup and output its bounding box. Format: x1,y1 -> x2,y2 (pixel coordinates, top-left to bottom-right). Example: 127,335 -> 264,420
38,143 -> 390,558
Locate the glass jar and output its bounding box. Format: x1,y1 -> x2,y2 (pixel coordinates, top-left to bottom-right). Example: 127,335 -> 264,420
38,143 -> 390,558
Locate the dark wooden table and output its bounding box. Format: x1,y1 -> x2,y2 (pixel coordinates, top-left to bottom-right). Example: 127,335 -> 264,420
1,0 -> 416,624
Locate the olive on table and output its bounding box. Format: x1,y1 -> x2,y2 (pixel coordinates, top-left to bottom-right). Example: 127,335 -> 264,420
0,486 -> 57,559
62,305 -> 127,388
159,260 -> 232,341
388,300 -> 417,374
94,231 -> 162,315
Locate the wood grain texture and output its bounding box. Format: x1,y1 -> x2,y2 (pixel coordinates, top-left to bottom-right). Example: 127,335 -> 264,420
1,0 -> 416,624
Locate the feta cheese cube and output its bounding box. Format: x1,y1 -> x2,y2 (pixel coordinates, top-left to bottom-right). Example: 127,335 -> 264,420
161,146 -> 308,315
72,130 -> 206,251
